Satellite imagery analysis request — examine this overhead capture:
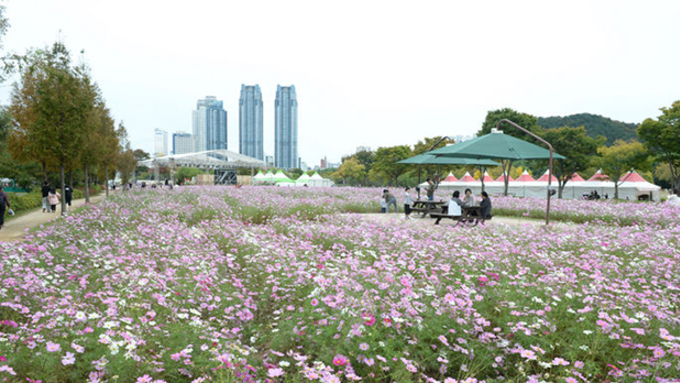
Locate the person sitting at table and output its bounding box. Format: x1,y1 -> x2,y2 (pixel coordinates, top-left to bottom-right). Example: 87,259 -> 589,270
447,191 -> 464,216
480,191 -> 493,219
463,188 -> 475,206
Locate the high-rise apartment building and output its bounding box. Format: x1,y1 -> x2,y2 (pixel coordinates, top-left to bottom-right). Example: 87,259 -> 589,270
274,85 -> 298,169
172,132 -> 193,155
239,85 -> 264,160
192,96 -> 227,152
154,129 -> 168,157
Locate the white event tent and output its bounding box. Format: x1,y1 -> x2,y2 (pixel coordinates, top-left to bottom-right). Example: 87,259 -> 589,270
428,170 -> 660,201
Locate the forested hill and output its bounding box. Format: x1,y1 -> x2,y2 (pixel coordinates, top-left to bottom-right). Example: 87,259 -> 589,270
537,113 -> 639,146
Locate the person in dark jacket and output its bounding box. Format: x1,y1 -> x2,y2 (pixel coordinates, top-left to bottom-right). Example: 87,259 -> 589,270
41,181 -> 50,213
0,185 -> 11,229
480,191 -> 492,219
64,185 -> 73,207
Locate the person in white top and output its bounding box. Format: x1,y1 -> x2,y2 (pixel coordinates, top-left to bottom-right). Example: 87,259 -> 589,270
668,189 -> 680,206
463,188 -> 475,207
404,187 -> 414,219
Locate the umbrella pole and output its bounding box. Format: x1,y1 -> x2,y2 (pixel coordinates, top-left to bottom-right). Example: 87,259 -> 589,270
496,119 -> 554,225
418,165 -> 421,184
481,166 -> 486,193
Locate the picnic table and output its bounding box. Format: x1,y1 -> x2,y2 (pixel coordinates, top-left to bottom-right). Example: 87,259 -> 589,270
429,205 -> 490,226
410,200 -> 446,217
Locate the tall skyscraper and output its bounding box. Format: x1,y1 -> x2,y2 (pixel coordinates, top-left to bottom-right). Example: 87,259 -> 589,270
154,129 -> 168,157
172,132 -> 193,155
239,85 -> 264,160
192,96 -> 227,152
274,85 -> 298,169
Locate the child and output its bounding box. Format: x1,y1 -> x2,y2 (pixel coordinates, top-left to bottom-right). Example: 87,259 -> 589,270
380,192 -> 387,213
47,188 -> 61,213
404,187 -> 413,219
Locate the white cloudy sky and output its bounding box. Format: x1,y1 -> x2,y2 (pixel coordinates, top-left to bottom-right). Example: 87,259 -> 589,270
1,0 -> 679,165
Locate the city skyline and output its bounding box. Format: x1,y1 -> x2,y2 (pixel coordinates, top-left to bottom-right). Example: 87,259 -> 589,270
239,85 -> 264,161
1,1 -> 679,164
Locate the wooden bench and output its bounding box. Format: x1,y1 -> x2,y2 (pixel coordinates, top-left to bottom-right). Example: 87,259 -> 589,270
410,200 -> 446,218
430,206 -> 491,226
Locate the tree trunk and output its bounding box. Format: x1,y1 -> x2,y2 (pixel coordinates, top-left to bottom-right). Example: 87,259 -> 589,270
42,162 -> 47,182
503,160 -> 513,196
68,171 -> 73,190
84,163 -> 90,203
614,182 -> 619,200
105,163 -> 109,198
558,180 -> 564,199
60,163 -> 66,216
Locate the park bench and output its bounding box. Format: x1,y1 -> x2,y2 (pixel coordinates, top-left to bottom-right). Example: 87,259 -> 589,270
410,200 -> 446,217
429,205 -> 491,226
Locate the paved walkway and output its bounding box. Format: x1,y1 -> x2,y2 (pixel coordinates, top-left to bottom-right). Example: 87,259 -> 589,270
0,194 -> 106,242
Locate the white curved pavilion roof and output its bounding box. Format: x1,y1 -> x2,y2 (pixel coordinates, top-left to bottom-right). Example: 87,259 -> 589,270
139,150 -> 265,169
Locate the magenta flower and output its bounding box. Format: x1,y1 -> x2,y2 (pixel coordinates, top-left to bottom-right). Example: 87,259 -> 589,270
332,354 -> 349,366
45,341 -> 61,352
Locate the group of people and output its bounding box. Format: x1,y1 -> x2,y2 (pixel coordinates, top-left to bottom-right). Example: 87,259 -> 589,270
41,181 -> 73,214
381,182 -> 493,221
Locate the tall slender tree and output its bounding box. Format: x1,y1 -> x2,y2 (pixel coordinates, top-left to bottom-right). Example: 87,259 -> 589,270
9,42 -> 92,215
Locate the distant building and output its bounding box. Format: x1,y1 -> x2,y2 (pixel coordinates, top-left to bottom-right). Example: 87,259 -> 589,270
265,155 -> 274,168
239,85 -> 264,160
300,161 -> 308,171
192,96 -> 227,152
275,85 -> 298,169
320,156 -> 327,169
172,132 -> 193,155
356,146 -> 371,153
154,129 -> 168,157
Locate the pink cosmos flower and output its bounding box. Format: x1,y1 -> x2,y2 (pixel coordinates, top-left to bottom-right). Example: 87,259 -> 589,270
520,349 -> 536,360
135,375 -> 153,383
62,351 -> 76,366
362,313 -> 375,326
359,343 -> 369,351
332,354 -> 349,366
311,298 -> 319,307
551,357 -> 569,366
574,361 -> 584,369
267,368 -> 284,377
46,341 -> 61,352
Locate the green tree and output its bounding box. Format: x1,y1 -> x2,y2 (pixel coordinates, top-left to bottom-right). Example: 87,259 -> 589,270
538,113 -> 636,146
593,140 -> 652,199
175,167 -> 204,185
118,148 -> 137,188
333,157 -> 366,185
9,42 -> 92,215
477,108 -> 540,139
370,145 -> 412,186
538,126 -> 604,198
638,101 -> 680,190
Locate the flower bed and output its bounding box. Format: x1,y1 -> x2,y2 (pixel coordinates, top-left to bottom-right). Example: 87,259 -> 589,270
0,186 -> 678,383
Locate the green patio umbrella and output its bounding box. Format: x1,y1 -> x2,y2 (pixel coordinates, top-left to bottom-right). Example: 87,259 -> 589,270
398,153 -> 501,166
429,122 -> 567,224
428,131 -> 566,161
399,153 -> 501,184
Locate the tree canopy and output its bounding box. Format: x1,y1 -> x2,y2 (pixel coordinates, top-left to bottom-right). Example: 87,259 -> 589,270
538,113 -> 637,146
638,100 -> 680,190
592,140 -> 652,199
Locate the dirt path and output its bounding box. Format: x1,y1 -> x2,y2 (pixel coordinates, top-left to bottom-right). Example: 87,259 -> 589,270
0,194 -> 106,242
361,213 -> 562,228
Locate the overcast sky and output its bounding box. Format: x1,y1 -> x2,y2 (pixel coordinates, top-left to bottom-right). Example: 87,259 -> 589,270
1,0 -> 679,165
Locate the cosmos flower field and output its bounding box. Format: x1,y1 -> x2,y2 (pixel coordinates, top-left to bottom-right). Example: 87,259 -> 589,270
1,186 -> 679,383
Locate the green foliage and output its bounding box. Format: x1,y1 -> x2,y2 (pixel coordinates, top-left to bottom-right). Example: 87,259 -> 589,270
477,108 -> 540,139
369,145 -> 412,186
638,100 -> 680,190
593,140 -> 652,199
537,126 -> 605,198
332,157 -> 366,185
538,113 -> 638,146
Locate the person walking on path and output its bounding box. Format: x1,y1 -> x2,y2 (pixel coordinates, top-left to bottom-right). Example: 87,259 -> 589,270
47,188 -> 61,213
384,189 -> 398,213
41,181 -> 50,213
64,185 -> 73,209
0,185 -> 11,229
404,187 -> 413,219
